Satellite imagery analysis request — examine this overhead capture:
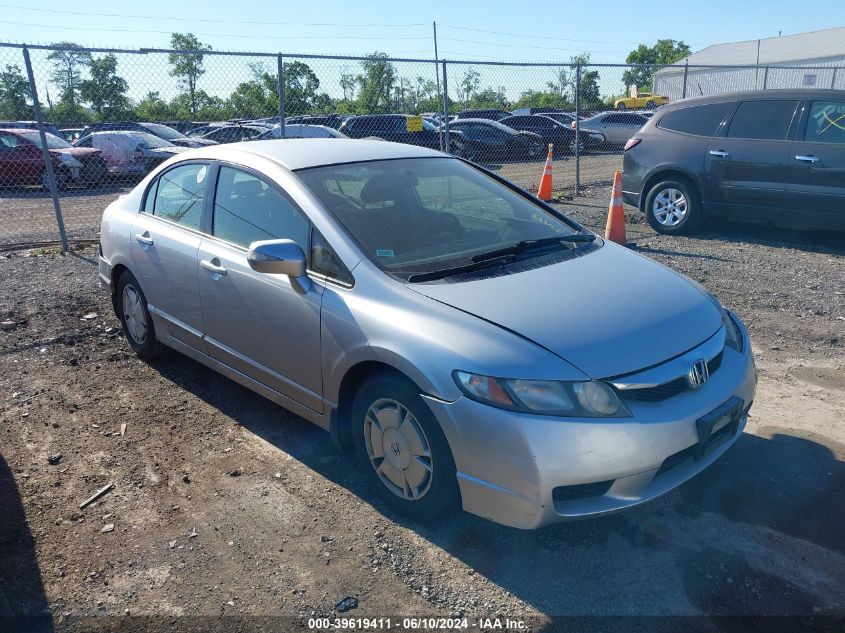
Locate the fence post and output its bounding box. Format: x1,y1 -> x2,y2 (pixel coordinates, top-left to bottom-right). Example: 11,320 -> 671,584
22,46 -> 68,252
574,63 -> 581,197
682,60 -> 689,98
277,54 -> 286,138
441,61 -> 450,154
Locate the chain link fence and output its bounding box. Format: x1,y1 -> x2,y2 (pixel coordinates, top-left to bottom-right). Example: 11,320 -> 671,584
1,42 -> 842,248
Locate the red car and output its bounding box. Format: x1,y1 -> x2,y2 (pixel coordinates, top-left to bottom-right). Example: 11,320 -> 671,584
0,128 -> 107,189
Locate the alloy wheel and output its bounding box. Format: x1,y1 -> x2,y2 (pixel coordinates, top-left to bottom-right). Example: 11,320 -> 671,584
363,398 -> 433,501
652,188 -> 688,226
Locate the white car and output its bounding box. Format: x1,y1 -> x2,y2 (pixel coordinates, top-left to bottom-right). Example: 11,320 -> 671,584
74,131 -> 189,176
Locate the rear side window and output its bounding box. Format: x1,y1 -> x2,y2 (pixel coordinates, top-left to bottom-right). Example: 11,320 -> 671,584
150,163 -> 208,229
212,166 -> 309,249
804,101 -> 845,145
658,103 -> 733,137
727,100 -> 798,140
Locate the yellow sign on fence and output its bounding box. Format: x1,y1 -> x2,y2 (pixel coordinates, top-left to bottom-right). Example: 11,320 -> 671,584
406,115 -> 423,132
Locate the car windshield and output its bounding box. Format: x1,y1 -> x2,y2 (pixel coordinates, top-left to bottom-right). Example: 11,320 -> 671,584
18,130 -> 72,149
126,132 -> 174,148
297,157 -> 587,280
141,123 -> 186,141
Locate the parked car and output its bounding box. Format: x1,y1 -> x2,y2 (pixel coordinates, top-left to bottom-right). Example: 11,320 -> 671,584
99,139 -> 756,528
614,92 -> 670,110
200,124 -> 270,144
622,89 -> 845,234
0,120 -> 62,138
510,107 -> 567,116
446,118 -> 545,162
499,114 -> 605,154
455,109 -> 513,121
59,128 -> 84,143
160,120 -> 208,134
576,112 -> 649,147
185,124 -> 226,138
79,122 -> 218,148
0,128 -> 106,189
259,124 -> 347,140
74,131 -> 189,176
339,115 -> 462,151
285,114 -> 346,130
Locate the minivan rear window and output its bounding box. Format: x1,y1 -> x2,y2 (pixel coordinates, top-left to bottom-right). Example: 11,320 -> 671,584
727,100 -> 798,141
657,103 -> 733,137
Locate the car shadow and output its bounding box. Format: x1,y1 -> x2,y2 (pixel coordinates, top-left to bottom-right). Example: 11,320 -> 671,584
150,352 -> 845,619
0,452 -> 53,632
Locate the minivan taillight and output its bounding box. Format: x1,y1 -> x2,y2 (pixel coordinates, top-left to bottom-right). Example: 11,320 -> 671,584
624,138 -> 642,151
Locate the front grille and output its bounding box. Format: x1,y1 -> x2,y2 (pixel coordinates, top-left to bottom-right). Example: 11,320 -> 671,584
620,351 -> 723,403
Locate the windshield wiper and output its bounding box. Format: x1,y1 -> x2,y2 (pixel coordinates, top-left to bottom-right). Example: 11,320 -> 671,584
471,234 -> 596,263
406,254 -> 516,283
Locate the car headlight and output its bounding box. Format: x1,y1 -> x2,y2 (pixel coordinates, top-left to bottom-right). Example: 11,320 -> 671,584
722,308 -> 744,352
58,154 -> 83,168
453,371 -> 630,417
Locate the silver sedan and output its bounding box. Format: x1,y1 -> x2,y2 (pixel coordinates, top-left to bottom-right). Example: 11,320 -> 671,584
99,139 -> 756,529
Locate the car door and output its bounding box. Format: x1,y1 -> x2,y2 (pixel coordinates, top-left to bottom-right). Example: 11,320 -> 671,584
0,132 -> 42,185
196,164 -> 324,413
784,99 -> 845,223
598,114 -> 625,144
705,99 -> 798,215
130,161 -> 209,350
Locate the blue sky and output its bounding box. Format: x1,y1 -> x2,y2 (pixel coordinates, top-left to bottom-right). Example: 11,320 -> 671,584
3,1 -> 842,106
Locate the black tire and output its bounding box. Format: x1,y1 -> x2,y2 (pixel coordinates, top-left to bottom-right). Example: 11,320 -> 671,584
646,100 -> 656,108
351,373 -> 459,521
41,167 -> 70,191
616,102 -> 627,110
644,178 -> 702,235
568,138 -> 585,155
116,270 -> 164,359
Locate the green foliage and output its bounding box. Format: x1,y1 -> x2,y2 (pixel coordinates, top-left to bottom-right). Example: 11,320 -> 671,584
47,42 -> 92,107
511,90 -> 572,111
134,91 -> 174,121
168,33 -> 211,115
80,55 -> 130,120
0,64 -> 31,120
355,53 -> 396,114
456,69 -> 480,108
469,87 -> 508,110
43,100 -> 93,126
623,39 -> 691,91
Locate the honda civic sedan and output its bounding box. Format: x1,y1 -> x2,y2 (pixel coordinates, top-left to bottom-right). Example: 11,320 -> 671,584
99,139 -> 757,529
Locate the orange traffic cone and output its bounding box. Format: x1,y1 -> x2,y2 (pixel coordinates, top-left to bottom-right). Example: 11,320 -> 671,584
537,144 -> 554,201
605,170 -> 627,245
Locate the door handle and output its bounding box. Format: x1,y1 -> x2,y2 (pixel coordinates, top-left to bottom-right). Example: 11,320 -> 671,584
200,259 -> 227,276
709,150 -> 730,158
135,232 -> 154,245
795,154 -> 820,163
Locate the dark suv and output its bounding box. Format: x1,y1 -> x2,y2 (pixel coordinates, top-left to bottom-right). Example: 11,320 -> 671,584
339,114 -> 462,150
622,90 -> 845,234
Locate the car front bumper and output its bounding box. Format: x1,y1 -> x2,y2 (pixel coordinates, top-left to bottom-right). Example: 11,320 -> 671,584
424,321 -> 757,529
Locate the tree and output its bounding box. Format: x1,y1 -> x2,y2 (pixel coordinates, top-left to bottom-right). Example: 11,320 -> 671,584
470,87 -> 508,110
80,55 -> 130,120
355,53 -> 396,114
622,39 -> 691,91
283,61 -> 326,115
0,64 -> 31,119
135,91 -> 173,121
168,33 -> 211,115
456,69 -> 480,108
339,69 -> 357,101
47,42 -> 91,107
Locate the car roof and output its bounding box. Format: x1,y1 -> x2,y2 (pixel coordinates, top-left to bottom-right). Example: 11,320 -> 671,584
179,138 -> 443,170
664,89 -> 845,109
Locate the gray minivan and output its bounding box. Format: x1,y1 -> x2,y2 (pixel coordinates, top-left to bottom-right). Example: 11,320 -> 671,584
622,89 -> 845,234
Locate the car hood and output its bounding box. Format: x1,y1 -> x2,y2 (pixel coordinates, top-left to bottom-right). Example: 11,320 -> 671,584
51,147 -> 101,158
408,242 -> 722,378
171,138 -> 218,147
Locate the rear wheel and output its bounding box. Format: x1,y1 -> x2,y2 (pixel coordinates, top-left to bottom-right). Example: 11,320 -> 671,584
616,102 -> 627,110
352,373 -> 459,521
644,179 -> 702,235
568,137 -> 585,155
646,100 -> 656,108
116,270 -> 164,358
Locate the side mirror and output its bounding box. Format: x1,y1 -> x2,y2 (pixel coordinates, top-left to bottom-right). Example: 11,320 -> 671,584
247,239 -> 312,294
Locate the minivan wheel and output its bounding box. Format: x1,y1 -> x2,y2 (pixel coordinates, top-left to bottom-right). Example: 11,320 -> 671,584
351,374 -> 459,521
116,270 -> 164,358
644,179 -> 702,235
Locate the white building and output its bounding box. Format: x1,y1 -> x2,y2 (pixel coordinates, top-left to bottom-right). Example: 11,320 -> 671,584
653,27 -> 845,100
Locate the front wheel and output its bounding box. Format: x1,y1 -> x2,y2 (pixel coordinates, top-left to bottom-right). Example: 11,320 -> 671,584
616,102 -> 627,110
352,374 -> 459,521
41,167 -> 70,191
644,179 -> 702,235
568,138 -> 585,155
646,100 -> 656,108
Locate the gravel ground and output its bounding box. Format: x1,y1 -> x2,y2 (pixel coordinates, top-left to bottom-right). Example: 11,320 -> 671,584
0,199 -> 843,633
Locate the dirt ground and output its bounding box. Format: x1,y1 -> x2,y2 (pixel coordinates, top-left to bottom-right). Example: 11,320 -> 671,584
0,200 -> 844,633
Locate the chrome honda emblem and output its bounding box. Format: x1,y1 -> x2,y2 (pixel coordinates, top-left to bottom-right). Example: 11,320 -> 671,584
687,358 -> 709,389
